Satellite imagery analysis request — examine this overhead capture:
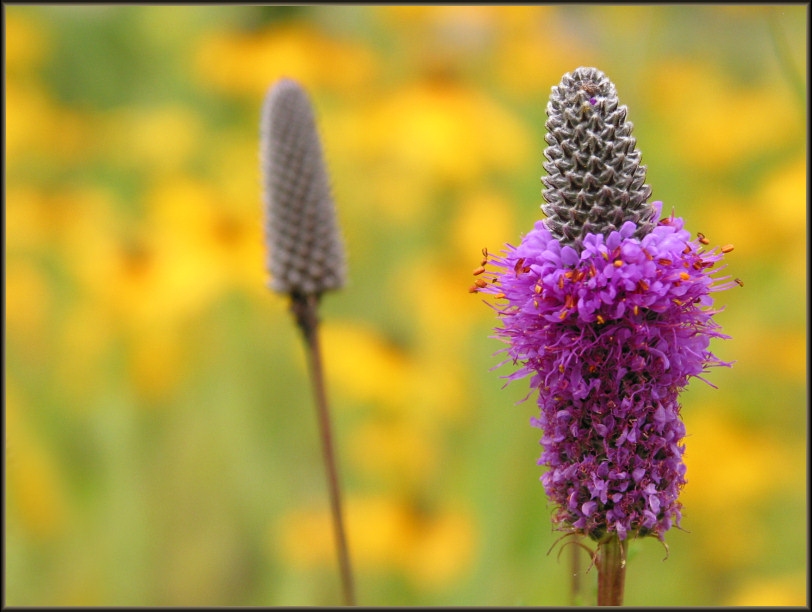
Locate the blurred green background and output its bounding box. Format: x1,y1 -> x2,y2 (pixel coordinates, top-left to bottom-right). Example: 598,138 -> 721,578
4,5 -> 807,607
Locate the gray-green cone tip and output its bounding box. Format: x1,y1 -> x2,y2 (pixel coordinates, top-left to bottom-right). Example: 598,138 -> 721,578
541,67 -> 656,249
260,78 -> 346,295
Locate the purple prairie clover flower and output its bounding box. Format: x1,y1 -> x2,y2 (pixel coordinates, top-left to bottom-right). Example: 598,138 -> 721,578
473,67 -> 736,545
477,206 -> 735,541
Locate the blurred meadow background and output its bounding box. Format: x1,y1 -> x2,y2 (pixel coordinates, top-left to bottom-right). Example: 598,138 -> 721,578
4,5 -> 807,607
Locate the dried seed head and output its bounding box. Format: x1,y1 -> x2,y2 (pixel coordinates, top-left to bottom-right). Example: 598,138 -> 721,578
541,67 -> 657,249
260,78 -> 346,296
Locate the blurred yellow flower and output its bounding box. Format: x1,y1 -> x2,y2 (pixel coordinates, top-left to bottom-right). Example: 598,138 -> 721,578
128,322 -> 187,401
275,495 -> 412,571
54,303 -> 116,407
5,80 -> 57,161
5,10 -> 50,74
275,495 -> 476,590
98,105 -> 204,175
373,6 -> 499,78
354,80 -> 532,186
701,155 -> 805,267
6,383 -> 68,540
681,409 -> 801,568
193,22 -> 377,99
400,503 -> 477,591
5,79 -> 90,165
63,178 -> 250,330
393,254 -> 476,422
320,320 -> 412,412
5,186 -> 49,253
758,156 -> 808,288
451,189 -> 518,270
646,61 -> 798,169
736,326 -> 806,382
490,8 -> 580,98
756,156 -> 806,241
348,419 -> 438,489
199,133 -> 268,294
726,571 -> 807,606
322,108 -> 436,227
5,258 -> 51,355
683,409 -> 796,511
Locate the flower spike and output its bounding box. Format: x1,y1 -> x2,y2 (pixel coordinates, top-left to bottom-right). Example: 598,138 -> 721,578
260,77 -> 346,297
474,67 -> 737,605
260,78 -> 355,606
542,67 -> 656,248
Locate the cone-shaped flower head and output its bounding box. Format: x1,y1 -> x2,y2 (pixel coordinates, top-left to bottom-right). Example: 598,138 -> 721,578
260,78 -> 346,296
542,67 -> 656,249
475,67 -> 736,542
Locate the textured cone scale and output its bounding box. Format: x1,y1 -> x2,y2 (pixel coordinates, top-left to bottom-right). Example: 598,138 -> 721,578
541,67 -> 656,249
260,78 -> 346,295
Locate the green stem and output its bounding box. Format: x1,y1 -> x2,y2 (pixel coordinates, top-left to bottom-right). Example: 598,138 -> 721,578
292,293 -> 356,606
596,533 -> 627,606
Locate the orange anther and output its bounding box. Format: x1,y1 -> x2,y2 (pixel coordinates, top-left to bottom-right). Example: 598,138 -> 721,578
514,258 -> 525,275
721,244 -> 734,253
473,266 -> 486,275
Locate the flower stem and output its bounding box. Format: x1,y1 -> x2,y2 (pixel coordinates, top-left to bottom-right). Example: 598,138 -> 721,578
291,292 -> 356,606
596,533 -> 627,606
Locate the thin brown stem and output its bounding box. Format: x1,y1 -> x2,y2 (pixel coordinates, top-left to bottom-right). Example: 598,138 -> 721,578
292,293 -> 356,606
596,533 -> 627,606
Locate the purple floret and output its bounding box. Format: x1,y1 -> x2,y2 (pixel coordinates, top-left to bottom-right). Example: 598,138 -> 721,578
480,202 -> 735,541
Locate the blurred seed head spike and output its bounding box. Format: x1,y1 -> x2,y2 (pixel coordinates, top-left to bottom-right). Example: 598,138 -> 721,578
541,67 -> 656,249
260,77 -> 346,296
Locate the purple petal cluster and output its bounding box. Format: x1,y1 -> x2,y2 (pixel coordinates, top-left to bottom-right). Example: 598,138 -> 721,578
479,202 -> 734,541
